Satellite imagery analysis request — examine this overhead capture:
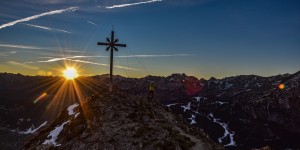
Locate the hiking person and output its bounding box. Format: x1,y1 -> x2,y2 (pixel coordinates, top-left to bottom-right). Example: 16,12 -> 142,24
148,81 -> 155,100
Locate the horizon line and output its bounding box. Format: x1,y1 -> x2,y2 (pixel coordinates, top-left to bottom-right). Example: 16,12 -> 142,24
1,71 -> 298,80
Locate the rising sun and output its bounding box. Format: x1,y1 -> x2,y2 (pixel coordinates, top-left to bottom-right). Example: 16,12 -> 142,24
63,67 -> 78,80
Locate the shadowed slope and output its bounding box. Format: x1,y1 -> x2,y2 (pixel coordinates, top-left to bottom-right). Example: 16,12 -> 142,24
23,88 -> 223,150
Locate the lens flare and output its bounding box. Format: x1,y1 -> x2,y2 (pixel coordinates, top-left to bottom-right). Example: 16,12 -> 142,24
63,67 -> 78,80
278,83 -> 285,90
33,92 -> 47,104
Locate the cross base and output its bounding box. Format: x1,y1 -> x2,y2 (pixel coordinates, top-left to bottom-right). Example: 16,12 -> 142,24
109,84 -> 113,92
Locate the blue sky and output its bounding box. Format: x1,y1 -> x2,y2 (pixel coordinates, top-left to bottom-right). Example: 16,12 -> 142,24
0,0 -> 299,79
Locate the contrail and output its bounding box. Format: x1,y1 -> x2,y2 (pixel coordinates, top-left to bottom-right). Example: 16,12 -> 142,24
27,53 -> 190,70
36,56 -> 97,62
105,0 -> 162,9
0,7 -> 79,30
0,44 -> 44,49
24,23 -> 71,33
66,59 -> 139,70
87,21 -> 97,26
36,58 -> 139,70
36,54 -> 190,62
0,43 -> 82,53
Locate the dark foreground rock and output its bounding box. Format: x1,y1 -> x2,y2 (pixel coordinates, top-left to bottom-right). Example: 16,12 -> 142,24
0,127 -> 29,150
23,88 -> 223,150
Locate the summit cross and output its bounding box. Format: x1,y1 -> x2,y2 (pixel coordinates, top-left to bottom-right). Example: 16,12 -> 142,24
97,30 -> 126,92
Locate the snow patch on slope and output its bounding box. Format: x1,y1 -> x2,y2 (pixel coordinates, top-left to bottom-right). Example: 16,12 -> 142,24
215,101 -> 228,105
67,103 -> 79,115
43,121 -> 69,147
74,112 -> 80,118
219,82 -> 233,90
188,114 -> 196,124
255,83 -> 262,87
19,121 -> 48,134
194,96 -> 201,102
208,113 -> 236,147
193,96 -> 207,102
224,83 -> 233,90
166,103 -> 178,107
181,102 -> 191,112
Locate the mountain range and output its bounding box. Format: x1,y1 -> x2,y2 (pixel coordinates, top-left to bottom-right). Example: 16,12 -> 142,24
0,71 -> 299,149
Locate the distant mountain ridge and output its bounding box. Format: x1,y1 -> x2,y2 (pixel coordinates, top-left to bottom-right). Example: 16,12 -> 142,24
0,71 -> 299,149
165,71 -> 300,149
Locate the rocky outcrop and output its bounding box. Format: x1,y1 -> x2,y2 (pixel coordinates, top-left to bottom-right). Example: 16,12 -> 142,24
23,88 -> 222,150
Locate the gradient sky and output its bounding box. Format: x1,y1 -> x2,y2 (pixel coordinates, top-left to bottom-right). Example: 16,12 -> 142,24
0,0 -> 299,79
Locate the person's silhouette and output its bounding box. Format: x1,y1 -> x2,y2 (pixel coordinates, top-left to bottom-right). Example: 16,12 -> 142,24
148,81 -> 155,100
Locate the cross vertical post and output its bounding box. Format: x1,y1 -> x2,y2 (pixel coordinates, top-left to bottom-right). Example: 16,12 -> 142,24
97,30 -> 126,92
109,31 -> 114,92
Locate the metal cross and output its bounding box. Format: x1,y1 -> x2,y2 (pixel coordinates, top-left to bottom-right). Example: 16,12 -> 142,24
97,30 -> 126,92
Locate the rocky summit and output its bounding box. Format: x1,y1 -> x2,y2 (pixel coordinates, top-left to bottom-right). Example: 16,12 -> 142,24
23,88 -> 223,150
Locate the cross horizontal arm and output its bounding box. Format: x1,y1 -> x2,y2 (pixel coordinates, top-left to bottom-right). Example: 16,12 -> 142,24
97,42 -> 110,46
114,44 -> 127,47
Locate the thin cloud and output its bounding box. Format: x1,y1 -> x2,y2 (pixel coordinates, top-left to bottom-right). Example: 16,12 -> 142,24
24,23 -> 71,33
7,61 -> 39,70
35,54 -> 190,62
87,21 -> 97,26
0,51 -> 16,56
33,58 -> 138,70
59,49 -> 82,53
0,44 -> 43,49
105,0 -> 162,9
67,59 -> 139,70
37,55 -> 105,62
0,7 -> 78,30
0,44 -> 82,53
25,54 -> 190,70
38,57 -> 69,62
